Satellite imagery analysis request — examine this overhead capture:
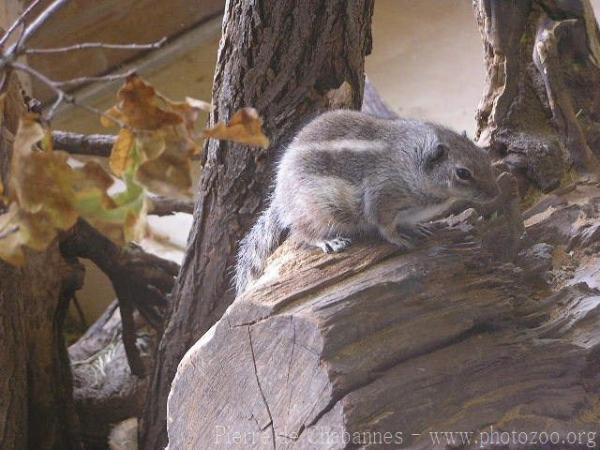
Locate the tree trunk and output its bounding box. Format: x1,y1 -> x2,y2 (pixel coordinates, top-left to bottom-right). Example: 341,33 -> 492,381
474,0 -> 600,193
0,75 -> 81,449
141,1 -> 374,447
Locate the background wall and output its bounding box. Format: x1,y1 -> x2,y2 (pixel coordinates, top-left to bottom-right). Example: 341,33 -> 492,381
367,0 -> 485,135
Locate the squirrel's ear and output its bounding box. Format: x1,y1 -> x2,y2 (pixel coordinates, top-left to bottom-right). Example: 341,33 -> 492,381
462,130 -> 468,138
426,143 -> 448,169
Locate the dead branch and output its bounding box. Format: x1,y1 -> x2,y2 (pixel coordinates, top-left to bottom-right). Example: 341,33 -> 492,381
119,290 -> 145,377
69,301 -> 155,448
60,220 -> 180,374
4,0 -> 69,57
0,0 -> 42,48
11,62 -> 125,122
53,71 -> 135,89
25,37 -> 167,54
52,131 -> 115,157
148,196 -> 195,216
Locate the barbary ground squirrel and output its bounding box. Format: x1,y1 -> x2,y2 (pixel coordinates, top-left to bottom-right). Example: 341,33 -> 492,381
235,110 -> 499,294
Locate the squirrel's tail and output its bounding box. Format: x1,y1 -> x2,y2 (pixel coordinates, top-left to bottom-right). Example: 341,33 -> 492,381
235,201 -> 286,295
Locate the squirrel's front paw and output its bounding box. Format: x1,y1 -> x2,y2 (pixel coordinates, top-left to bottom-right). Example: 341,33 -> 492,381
414,223 -> 434,238
318,237 -> 352,254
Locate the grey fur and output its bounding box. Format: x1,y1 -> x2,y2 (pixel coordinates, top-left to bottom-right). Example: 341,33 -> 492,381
235,110 -> 499,294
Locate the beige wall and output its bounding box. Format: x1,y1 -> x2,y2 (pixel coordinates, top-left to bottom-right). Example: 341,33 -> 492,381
367,0 -> 484,135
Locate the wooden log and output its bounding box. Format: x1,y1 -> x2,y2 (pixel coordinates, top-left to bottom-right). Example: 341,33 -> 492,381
167,178 -> 600,449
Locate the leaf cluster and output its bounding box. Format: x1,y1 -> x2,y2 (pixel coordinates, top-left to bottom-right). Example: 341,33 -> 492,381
0,75 -> 269,266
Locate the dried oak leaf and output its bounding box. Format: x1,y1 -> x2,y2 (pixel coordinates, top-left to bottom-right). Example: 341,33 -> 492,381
9,115 -> 78,230
103,74 -> 182,131
0,115 -> 147,266
102,76 -> 205,197
164,96 -> 212,136
203,107 -> 270,148
136,150 -> 192,199
0,203 -> 57,266
109,128 -> 136,177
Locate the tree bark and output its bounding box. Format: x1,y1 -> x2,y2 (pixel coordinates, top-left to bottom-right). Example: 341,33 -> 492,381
0,75 -> 81,449
474,0 -> 600,193
141,1 -> 374,448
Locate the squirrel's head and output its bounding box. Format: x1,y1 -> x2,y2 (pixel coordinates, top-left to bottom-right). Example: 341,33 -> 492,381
422,127 -> 499,202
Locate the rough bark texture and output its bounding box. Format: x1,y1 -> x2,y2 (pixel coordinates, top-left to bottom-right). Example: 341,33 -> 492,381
167,176 -> 600,450
141,2 -> 374,448
0,75 -> 81,449
474,0 -> 600,193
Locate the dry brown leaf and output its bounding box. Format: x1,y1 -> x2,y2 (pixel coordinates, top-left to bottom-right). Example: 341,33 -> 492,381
0,203 -> 58,266
165,96 -> 212,135
184,97 -> 213,112
111,74 -> 182,130
78,161 -> 115,191
10,116 -> 78,230
0,115 -> 149,265
100,106 -> 124,128
137,131 -> 166,161
109,128 -> 136,177
136,151 -> 192,198
203,107 -> 270,148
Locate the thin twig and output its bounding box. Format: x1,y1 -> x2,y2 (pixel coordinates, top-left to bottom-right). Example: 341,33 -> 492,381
0,0 -> 43,48
53,70 -> 135,89
25,36 -> 167,54
9,0 -> 70,54
12,61 -> 125,124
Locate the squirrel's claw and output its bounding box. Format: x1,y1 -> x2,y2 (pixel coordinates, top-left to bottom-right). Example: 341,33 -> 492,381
318,237 -> 352,254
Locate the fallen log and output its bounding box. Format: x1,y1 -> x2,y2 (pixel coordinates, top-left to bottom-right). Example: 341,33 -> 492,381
166,176 -> 600,449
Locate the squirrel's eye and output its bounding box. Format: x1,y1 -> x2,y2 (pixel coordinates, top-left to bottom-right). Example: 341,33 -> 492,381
456,167 -> 472,181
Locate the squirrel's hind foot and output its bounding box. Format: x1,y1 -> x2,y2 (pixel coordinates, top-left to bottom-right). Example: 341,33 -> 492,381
318,237 -> 352,254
